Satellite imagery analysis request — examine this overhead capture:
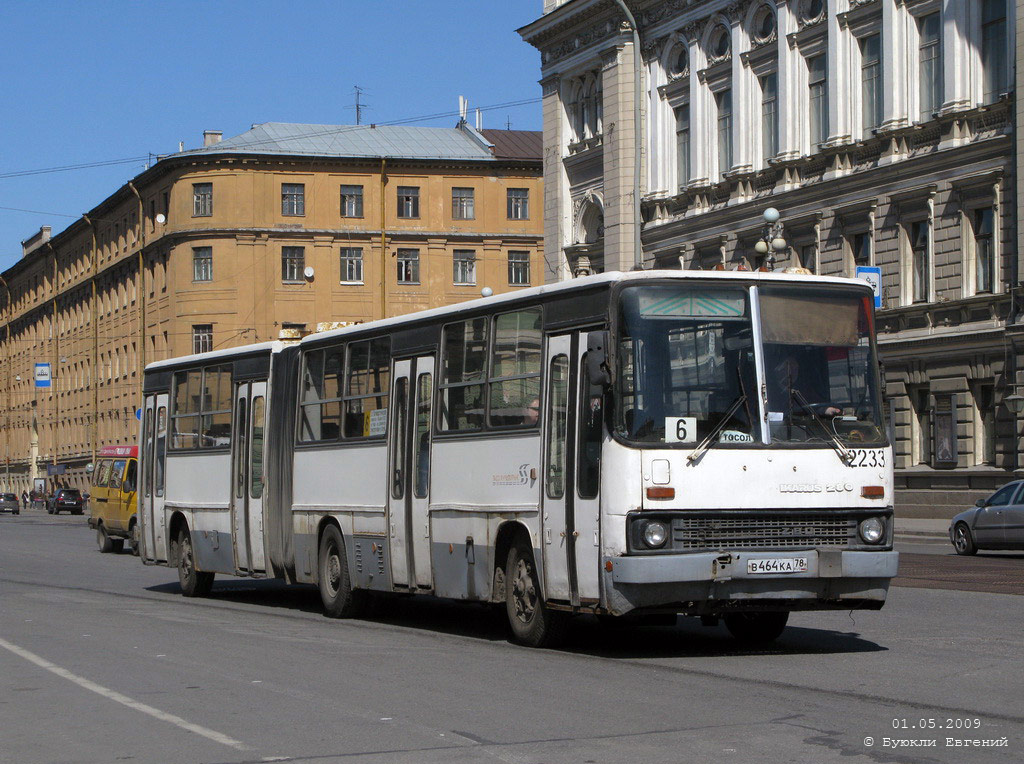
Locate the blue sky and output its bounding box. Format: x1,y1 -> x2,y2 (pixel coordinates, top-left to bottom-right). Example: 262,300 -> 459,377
0,0 -> 544,272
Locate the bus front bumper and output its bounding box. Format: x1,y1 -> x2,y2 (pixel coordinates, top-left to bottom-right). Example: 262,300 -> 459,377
604,549 -> 899,615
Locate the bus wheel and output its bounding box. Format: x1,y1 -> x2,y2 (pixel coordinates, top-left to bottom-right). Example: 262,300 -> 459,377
129,522 -> 140,557
97,526 -> 114,553
506,542 -> 565,648
723,611 -> 789,644
177,529 -> 214,597
318,525 -> 366,618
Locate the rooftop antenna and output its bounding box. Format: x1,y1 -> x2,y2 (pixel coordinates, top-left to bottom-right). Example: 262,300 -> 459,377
350,85 -> 368,125
475,108 -> 482,131
458,95 -> 468,125
506,116 -> 512,130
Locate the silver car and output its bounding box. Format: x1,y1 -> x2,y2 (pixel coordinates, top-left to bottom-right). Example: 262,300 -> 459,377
0,492 -> 20,515
949,480 -> 1024,554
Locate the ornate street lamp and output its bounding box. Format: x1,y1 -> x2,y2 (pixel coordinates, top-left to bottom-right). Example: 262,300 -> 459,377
753,207 -> 788,270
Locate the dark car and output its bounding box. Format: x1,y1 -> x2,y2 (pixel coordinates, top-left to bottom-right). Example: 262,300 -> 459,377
949,480 -> 1024,554
47,489 -> 84,515
0,492 -> 19,515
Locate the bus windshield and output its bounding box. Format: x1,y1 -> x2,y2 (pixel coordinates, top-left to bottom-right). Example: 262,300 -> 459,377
615,284 -> 761,445
759,286 -> 885,446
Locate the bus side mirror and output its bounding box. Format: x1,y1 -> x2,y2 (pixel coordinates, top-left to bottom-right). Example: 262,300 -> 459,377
586,331 -> 612,388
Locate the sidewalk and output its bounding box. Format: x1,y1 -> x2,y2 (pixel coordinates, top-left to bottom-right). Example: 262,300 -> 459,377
893,517 -> 949,542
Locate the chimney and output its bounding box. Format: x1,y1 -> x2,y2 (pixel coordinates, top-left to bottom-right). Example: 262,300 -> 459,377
203,130 -> 223,147
21,226 -> 51,257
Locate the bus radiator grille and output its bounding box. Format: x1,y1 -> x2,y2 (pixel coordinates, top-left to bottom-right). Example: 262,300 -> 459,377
672,516 -> 856,550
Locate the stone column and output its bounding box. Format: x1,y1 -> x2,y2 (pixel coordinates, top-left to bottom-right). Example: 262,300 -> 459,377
775,0 -> 803,161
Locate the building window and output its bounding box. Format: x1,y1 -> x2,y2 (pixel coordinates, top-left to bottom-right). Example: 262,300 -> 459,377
808,54 -> 828,148
282,183 -> 305,216
340,247 -> 363,283
282,246 -> 305,283
909,386 -> 931,465
801,0 -> 825,24
675,104 -> 690,189
192,325 -> 213,355
799,244 -> 817,273
453,250 -> 477,285
397,186 -> 420,218
715,89 -> 732,177
918,12 -> 942,120
760,74 -> 778,162
981,0 -> 1007,103
860,34 -> 882,134
910,221 -> 930,303
973,207 -> 995,294
192,183 -> 212,217
340,185 -> 363,218
507,188 -> 529,220
852,232 -> 872,267
508,251 -> 530,286
973,383 -> 996,466
397,248 -> 420,284
451,187 -> 475,220
192,247 -> 213,282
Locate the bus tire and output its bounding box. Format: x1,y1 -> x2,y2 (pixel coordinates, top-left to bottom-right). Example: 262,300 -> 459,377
505,541 -> 565,648
97,525 -> 114,553
129,521 -> 140,557
318,525 -> 365,618
723,611 -> 789,644
178,529 -> 214,597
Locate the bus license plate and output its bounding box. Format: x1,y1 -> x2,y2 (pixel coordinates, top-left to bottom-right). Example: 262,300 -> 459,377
747,557 -> 808,574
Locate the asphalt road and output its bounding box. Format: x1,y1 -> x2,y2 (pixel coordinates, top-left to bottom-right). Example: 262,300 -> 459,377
0,508 -> 1021,763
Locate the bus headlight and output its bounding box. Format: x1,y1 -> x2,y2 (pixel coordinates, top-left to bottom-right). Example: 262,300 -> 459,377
642,520 -> 668,549
858,517 -> 885,544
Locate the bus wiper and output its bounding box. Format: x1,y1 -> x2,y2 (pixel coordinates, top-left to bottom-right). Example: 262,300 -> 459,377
792,389 -> 853,465
687,394 -> 746,464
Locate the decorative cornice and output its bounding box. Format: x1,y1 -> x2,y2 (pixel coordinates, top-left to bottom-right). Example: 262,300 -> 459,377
541,17 -> 618,67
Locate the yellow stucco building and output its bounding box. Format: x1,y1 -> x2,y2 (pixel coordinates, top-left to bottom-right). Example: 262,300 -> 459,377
1,122 -> 543,493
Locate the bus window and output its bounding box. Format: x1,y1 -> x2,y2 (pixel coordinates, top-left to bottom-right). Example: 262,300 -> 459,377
546,356 -> 569,499
413,374 -> 432,499
488,309 -> 542,427
143,408 -> 154,498
391,378 -> 409,500
122,461 -> 137,494
251,396 -> 265,499
344,337 -> 391,438
156,405 -> 167,497
577,366 -> 602,499
94,460 -> 112,488
109,460 -> 126,490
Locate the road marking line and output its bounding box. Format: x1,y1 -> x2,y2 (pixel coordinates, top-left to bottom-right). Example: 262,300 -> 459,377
0,636 -> 251,751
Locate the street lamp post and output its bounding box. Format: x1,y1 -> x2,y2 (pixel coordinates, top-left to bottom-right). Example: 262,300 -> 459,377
753,207 -> 788,270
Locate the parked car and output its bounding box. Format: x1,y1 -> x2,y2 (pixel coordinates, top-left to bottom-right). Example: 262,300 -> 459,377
47,488 -> 85,515
0,492 -> 19,515
949,481 -> 1024,554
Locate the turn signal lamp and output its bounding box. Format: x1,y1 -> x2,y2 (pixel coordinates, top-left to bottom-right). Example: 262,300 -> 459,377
861,486 -> 885,499
646,487 -> 675,500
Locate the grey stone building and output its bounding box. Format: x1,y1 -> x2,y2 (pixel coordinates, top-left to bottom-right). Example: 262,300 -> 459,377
521,0 -> 1020,518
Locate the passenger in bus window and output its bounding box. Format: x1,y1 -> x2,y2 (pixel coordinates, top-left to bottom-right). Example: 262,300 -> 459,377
767,349 -> 841,419
523,397 -> 540,426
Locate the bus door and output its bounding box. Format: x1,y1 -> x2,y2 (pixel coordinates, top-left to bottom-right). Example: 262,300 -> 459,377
542,333 -> 603,607
231,380 -> 268,574
388,355 -> 434,590
142,394 -> 170,562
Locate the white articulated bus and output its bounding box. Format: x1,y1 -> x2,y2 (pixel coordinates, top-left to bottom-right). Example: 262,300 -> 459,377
138,270 -> 897,647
